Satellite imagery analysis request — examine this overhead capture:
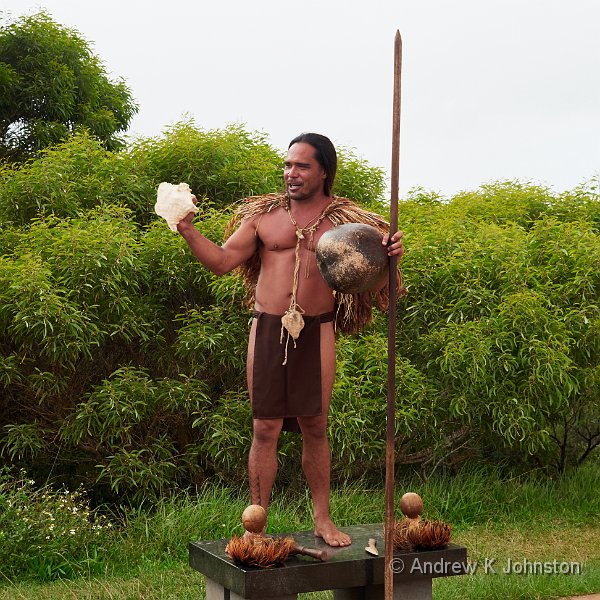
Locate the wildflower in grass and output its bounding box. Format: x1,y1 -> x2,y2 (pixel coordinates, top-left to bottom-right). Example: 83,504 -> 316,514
0,469 -> 116,581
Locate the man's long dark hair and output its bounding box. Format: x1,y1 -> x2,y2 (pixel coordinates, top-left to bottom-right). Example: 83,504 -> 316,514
288,133 -> 337,196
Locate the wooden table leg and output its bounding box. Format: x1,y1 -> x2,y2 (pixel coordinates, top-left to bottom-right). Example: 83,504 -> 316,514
205,576 -> 298,600
333,578 -> 433,600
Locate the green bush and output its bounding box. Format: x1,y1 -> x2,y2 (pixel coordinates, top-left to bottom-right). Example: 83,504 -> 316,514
332,146 -> 387,211
130,121 -> 284,209
0,133 -> 152,226
395,183 -> 600,470
1,121 -> 599,509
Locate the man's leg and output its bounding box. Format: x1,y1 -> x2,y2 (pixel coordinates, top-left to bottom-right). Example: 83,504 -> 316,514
297,322 -> 351,547
247,318 -> 283,512
248,417 -> 283,509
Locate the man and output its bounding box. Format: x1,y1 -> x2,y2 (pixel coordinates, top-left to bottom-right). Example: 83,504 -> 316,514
177,133 -> 404,547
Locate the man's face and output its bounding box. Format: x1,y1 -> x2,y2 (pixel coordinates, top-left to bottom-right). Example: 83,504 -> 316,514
284,142 -> 327,201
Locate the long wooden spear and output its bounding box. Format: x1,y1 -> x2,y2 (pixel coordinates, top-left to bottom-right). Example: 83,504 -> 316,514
384,29 -> 402,600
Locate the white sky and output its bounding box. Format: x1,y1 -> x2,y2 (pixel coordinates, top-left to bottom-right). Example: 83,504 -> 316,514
2,0 -> 599,198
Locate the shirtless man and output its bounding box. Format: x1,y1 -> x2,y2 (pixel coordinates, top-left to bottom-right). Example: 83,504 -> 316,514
177,133 -> 404,547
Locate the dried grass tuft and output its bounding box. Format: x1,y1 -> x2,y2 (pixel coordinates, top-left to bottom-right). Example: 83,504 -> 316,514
393,517 -> 452,552
225,534 -> 296,568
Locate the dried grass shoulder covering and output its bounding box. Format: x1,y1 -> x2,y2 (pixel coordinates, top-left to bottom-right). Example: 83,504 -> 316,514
225,193 -> 406,335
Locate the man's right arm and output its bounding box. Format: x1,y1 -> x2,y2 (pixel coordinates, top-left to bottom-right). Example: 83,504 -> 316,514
176,211 -> 258,276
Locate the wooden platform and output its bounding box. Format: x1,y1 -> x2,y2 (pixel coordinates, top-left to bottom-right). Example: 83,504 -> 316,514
189,523 -> 468,599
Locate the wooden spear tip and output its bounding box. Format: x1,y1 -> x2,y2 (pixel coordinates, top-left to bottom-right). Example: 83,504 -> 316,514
394,30 -> 402,54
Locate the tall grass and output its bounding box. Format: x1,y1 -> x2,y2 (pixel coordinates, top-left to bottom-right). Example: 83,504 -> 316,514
105,461 -> 600,570
1,462 -> 599,599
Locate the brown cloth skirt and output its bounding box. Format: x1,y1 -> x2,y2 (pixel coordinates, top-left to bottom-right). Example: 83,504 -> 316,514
251,311 -> 334,433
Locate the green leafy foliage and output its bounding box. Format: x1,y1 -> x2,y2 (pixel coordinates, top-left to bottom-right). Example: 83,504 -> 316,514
0,123 -> 306,501
396,177 -> 600,470
0,11 -> 137,161
1,115 -> 599,511
0,252 -> 102,365
193,389 -> 253,477
131,121 -> 284,209
0,132 -> 153,226
332,146 -> 388,211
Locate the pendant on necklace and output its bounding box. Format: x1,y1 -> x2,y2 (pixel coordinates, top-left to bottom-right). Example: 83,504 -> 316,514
296,229 -> 304,240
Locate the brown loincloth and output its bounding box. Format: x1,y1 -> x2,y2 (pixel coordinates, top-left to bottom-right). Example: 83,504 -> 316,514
251,311 -> 334,433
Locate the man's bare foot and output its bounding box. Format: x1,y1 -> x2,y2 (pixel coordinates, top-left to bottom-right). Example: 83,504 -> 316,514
314,518 -> 352,547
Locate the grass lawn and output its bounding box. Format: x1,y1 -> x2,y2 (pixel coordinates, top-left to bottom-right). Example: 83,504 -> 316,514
3,524 -> 599,600
1,463 -> 599,599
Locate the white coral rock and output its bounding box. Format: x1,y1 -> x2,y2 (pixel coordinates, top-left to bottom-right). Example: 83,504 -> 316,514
154,182 -> 199,232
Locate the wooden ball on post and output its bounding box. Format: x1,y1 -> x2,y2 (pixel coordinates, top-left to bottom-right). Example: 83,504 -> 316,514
242,504 -> 267,534
226,504 -> 329,566
400,492 -> 423,520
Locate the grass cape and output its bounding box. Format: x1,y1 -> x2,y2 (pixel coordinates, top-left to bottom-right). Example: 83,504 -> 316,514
224,193 -> 404,335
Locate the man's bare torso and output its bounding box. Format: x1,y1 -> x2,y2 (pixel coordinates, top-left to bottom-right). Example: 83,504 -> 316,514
252,206 -> 336,316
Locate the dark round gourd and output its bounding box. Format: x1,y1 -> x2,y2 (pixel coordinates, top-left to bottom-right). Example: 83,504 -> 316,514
316,223 -> 389,294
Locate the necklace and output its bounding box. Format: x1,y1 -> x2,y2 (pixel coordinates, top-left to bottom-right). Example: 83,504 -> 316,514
285,202 -> 330,282
286,205 -> 328,240
279,202 -> 331,365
